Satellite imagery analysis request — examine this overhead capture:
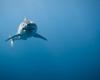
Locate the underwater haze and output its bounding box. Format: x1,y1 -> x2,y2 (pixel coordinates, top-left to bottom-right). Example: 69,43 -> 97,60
0,0 -> 100,80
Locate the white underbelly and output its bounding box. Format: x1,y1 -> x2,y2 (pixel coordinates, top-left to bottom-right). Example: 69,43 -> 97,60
17,23 -> 27,34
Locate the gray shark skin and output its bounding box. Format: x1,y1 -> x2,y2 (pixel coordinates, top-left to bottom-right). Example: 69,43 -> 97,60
6,18 -> 47,46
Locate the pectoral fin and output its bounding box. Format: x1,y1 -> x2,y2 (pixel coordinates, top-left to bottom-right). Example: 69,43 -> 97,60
34,33 -> 48,41
6,34 -> 21,41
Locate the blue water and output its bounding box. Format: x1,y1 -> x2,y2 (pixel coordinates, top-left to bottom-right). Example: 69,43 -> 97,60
0,0 -> 100,80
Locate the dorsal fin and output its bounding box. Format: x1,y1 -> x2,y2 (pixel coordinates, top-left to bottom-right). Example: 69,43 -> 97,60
24,17 -> 30,24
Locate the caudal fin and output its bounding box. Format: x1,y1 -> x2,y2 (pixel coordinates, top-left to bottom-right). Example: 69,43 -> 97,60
6,35 -> 15,47
10,39 -> 14,47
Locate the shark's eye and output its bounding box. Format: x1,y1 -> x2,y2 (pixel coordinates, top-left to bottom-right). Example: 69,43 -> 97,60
22,23 -> 26,26
23,24 -> 25,26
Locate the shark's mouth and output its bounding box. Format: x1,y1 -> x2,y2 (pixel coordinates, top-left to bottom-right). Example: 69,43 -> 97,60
23,27 -> 35,31
23,23 -> 37,31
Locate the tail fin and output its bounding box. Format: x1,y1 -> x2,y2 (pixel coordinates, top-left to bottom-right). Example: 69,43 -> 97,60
9,35 -> 14,47
6,35 -> 14,47
10,39 -> 14,47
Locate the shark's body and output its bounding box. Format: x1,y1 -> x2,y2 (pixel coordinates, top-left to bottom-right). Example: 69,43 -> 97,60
6,18 -> 47,46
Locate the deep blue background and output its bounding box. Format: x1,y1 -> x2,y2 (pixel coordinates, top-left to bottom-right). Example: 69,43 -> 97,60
0,0 -> 100,80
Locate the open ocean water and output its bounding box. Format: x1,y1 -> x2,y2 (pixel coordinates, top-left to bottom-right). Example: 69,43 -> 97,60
0,0 -> 100,80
